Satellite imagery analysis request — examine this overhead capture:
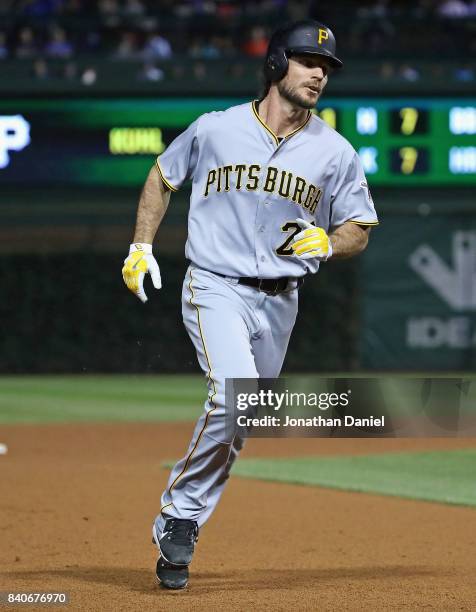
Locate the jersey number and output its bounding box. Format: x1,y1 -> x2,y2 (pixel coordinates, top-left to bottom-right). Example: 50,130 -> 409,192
276,221 -> 315,256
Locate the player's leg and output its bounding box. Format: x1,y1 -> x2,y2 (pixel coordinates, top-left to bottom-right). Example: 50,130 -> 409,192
155,266 -> 260,535
195,431 -> 244,526
199,286 -> 300,523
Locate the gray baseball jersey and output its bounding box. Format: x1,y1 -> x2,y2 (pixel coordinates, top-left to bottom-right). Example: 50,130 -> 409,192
156,100 -> 378,278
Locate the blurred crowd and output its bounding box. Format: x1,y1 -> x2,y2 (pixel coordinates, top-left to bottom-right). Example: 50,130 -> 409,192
0,0 -> 474,84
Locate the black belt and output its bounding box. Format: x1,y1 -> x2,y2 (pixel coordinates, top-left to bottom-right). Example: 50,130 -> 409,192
211,271 -> 304,295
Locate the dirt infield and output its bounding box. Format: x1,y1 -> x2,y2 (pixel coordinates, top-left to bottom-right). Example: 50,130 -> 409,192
1,423 -> 475,611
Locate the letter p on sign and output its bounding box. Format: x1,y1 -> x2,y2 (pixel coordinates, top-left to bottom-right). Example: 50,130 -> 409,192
0,115 -> 31,168
318,28 -> 329,45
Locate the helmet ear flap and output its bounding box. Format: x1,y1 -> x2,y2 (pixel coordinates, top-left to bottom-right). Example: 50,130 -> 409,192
264,47 -> 288,81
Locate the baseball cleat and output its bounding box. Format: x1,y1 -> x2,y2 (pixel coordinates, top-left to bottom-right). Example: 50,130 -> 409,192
157,518 -> 199,566
156,556 -> 189,590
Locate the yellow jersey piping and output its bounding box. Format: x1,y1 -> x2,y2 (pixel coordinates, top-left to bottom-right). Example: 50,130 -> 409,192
156,159 -> 179,192
285,110 -> 312,139
251,100 -> 311,145
349,220 -> 379,226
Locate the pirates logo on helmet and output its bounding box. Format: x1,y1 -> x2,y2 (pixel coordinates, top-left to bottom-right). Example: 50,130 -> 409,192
264,20 -> 343,82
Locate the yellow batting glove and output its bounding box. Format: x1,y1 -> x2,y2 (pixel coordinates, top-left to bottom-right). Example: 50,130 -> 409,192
122,243 -> 162,303
290,218 -> 333,261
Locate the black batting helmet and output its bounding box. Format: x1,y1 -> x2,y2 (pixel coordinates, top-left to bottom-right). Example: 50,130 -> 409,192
264,20 -> 343,82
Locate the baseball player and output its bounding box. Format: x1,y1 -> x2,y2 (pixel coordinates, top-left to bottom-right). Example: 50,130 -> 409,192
122,19 -> 378,590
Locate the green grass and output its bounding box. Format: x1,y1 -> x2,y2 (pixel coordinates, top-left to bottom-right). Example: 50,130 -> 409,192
2,373 -> 475,425
0,375 -> 205,423
232,449 -> 476,507
3,375 -> 476,508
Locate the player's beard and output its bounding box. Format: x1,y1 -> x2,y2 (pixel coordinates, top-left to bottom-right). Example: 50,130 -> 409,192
277,80 -> 318,110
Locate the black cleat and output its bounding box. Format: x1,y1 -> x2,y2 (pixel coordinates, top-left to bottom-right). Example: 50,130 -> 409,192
159,518 -> 199,566
156,556 -> 189,590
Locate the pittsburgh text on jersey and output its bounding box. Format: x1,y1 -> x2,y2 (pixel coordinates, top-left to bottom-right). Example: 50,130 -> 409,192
203,164 -> 323,214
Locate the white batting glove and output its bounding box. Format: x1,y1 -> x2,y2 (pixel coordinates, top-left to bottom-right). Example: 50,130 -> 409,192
290,218 -> 333,261
122,243 -> 162,303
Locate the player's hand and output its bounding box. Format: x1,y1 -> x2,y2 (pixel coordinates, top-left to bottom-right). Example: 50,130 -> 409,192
290,218 -> 333,261
122,243 -> 162,303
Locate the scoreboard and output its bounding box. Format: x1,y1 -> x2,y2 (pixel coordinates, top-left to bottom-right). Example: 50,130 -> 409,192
325,100 -> 476,185
0,98 -> 475,187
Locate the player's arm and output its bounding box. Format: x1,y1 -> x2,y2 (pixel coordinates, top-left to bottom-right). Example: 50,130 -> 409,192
133,164 -> 171,243
290,218 -> 371,261
122,166 -> 171,303
122,117 -> 200,301
291,149 -> 377,261
329,222 -> 370,259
